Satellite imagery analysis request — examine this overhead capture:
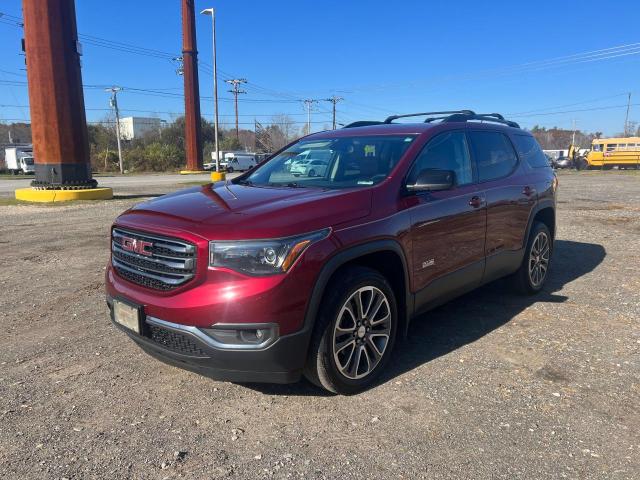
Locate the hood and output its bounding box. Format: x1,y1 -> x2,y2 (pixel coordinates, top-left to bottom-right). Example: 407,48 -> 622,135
115,183 -> 372,240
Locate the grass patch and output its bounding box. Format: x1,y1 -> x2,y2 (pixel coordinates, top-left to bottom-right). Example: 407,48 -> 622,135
0,198 -> 27,206
0,174 -> 32,180
179,180 -> 211,186
0,197 -> 110,207
0,198 -> 67,207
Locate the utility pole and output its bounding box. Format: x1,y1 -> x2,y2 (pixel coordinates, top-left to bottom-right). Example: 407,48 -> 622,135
303,99 -> 317,135
201,7 -> 221,174
106,87 -> 124,174
324,96 -> 343,130
181,0 -> 204,172
571,119 -> 576,147
624,92 -> 631,136
225,78 -> 247,140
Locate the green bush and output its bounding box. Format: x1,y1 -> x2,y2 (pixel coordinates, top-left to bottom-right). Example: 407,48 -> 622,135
124,142 -> 185,172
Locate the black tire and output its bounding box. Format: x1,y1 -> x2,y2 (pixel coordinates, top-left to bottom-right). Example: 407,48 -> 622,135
304,266 -> 398,394
513,222 -> 552,294
226,167 -> 234,173
575,158 -> 588,171
308,169 -> 316,177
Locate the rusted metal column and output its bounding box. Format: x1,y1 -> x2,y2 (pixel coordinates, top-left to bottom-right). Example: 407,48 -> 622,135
23,0 -> 96,188
181,0 -> 204,171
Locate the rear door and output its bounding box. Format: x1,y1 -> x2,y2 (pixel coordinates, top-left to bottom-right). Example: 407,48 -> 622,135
406,131 -> 487,311
467,130 -> 533,280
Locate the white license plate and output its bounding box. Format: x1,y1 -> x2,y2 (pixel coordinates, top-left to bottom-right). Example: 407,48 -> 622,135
113,300 -> 141,333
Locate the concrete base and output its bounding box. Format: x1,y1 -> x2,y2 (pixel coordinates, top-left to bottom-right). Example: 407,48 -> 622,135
15,187 -> 113,203
179,170 -> 208,175
210,172 -> 226,182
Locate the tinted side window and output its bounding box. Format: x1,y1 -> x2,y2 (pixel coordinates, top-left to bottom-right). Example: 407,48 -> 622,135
407,131 -> 473,186
512,135 -> 550,168
469,131 -> 518,181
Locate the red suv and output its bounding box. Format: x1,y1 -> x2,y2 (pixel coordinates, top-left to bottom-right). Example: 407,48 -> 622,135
106,110 -> 557,394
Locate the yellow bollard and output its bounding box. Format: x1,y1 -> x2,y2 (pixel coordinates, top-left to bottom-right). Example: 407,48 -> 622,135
210,171 -> 226,182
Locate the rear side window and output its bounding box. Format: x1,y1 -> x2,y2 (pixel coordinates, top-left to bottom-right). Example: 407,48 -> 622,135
468,131 -> 518,181
512,135 -> 550,168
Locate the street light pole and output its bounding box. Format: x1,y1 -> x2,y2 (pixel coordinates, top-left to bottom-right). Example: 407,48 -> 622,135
201,8 -> 220,173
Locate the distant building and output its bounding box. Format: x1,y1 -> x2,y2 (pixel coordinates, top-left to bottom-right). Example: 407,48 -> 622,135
118,117 -> 163,140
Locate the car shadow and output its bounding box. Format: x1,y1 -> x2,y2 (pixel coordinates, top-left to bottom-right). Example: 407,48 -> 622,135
242,239 -> 605,396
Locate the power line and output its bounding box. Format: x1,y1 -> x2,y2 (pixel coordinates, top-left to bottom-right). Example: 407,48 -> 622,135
322,43 -> 640,95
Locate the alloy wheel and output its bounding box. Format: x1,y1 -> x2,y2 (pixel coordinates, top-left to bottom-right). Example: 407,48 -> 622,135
528,231 -> 550,287
332,286 -> 391,380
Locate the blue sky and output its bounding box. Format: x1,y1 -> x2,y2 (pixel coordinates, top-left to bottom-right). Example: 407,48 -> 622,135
1,0 -> 639,135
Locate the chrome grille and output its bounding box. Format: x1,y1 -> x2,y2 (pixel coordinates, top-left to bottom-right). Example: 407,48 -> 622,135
111,228 -> 196,291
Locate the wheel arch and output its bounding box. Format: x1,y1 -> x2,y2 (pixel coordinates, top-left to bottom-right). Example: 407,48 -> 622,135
525,200 -> 556,246
303,240 -> 413,339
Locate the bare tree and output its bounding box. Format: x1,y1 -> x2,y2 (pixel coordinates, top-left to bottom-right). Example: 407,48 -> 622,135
271,114 -> 299,144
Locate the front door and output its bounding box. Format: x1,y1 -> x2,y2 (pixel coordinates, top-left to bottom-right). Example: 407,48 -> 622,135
405,131 -> 487,312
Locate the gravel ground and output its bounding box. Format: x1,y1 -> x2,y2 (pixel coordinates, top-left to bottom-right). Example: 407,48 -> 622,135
0,171 -> 638,479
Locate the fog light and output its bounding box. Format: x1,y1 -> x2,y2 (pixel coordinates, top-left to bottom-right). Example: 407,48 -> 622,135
199,324 -> 278,350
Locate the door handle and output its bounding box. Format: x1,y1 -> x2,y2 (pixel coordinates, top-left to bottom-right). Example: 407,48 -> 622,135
469,196 -> 485,208
522,186 -> 537,197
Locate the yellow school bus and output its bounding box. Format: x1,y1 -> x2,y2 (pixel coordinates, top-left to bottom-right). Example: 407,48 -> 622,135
583,137 -> 640,169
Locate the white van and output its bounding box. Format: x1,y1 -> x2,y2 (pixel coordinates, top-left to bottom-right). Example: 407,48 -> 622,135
222,154 -> 257,172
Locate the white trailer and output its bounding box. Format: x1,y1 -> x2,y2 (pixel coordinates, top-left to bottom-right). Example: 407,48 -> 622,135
5,147 -> 35,174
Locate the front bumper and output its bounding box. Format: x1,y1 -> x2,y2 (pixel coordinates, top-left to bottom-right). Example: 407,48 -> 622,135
107,296 -> 312,383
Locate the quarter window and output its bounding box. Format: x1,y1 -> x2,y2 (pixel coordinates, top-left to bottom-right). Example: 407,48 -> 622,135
407,131 -> 473,186
512,135 -> 550,168
468,131 -> 519,181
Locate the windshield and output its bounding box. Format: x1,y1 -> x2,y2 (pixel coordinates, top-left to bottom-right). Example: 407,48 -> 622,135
23,157 -> 34,165
241,135 -> 416,189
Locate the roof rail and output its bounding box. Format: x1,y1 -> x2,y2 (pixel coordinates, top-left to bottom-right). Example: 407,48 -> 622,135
343,120 -> 385,128
384,110 -> 475,124
443,112 -> 520,128
345,111 -> 520,129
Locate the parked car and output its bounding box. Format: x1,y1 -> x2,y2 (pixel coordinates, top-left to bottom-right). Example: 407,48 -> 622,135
286,149 -> 332,172
552,156 -> 573,169
290,159 -> 328,177
106,110 -> 557,394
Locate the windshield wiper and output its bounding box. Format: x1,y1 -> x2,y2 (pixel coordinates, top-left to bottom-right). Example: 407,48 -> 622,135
235,179 -> 254,186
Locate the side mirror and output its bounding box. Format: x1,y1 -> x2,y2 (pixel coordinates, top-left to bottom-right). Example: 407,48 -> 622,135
406,169 -> 455,192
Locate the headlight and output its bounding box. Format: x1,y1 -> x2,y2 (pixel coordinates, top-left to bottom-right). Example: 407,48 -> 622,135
209,228 -> 330,276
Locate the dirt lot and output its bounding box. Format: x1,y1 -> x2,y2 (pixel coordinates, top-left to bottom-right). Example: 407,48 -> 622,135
1,171 -> 638,479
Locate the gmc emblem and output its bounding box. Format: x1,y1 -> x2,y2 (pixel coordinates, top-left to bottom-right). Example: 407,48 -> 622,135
121,236 -> 153,256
